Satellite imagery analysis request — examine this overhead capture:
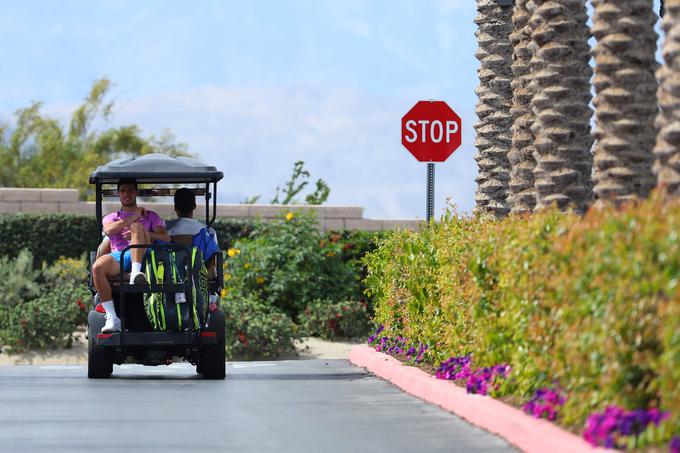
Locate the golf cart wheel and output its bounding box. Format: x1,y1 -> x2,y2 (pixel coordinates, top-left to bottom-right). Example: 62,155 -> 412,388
201,310 -> 226,380
87,334 -> 113,379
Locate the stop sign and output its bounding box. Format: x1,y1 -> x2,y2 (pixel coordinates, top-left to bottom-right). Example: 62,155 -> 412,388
401,101 -> 462,162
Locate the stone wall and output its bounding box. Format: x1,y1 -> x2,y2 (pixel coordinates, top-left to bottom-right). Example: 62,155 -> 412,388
0,188 -> 422,231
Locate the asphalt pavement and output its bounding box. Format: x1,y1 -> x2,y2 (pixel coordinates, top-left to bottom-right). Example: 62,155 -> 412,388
0,360 -> 515,453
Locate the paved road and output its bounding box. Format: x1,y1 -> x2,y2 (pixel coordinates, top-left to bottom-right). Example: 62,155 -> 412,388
0,360 -> 515,453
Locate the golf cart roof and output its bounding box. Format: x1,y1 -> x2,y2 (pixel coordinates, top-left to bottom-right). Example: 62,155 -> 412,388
89,154 -> 223,184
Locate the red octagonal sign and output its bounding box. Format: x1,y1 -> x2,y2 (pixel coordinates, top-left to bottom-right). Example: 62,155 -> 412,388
401,100 -> 461,162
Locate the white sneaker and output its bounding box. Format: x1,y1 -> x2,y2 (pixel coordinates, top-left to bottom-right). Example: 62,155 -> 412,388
130,271 -> 147,285
101,314 -> 121,333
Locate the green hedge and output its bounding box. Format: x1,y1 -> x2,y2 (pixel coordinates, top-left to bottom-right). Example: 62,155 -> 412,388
0,214 -> 255,264
0,214 -> 100,263
364,195 -> 680,442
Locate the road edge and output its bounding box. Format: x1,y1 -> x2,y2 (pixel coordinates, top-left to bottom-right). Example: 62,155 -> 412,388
349,344 -> 612,453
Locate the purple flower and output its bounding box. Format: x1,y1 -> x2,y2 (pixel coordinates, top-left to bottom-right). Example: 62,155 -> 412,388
670,436 -> 680,453
583,406 -> 670,448
523,387 -> 566,422
435,355 -> 472,381
367,331 -> 429,364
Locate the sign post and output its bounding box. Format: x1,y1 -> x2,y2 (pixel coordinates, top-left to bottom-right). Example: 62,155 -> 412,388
426,163 -> 434,222
401,100 -> 462,223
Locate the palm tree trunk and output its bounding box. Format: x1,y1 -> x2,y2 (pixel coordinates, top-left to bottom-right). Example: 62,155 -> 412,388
474,0 -> 514,218
655,0 -> 680,196
528,0 -> 594,213
508,0 -> 537,215
592,0 -> 658,205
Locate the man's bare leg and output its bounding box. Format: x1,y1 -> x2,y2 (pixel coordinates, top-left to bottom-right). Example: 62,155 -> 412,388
129,223 -> 151,283
92,255 -> 122,332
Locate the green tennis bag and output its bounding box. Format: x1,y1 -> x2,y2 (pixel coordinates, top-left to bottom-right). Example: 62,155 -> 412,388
144,247 -> 207,332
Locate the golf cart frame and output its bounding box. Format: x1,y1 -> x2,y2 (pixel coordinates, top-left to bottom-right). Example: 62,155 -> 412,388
86,154 -> 226,379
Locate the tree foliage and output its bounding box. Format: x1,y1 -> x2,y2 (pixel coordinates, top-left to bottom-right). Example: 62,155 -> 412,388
0,77 -> 191,199
244,160 -> 330,205
271,160 -> 330,205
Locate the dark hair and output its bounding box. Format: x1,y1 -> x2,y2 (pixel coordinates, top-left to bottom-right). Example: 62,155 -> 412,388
174,188 -> 196,216
117,177 -> 138,190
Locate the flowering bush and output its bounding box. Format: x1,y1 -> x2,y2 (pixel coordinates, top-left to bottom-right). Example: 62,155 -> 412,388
224,211 -> 360,320
367,326 -> 428,364
465,364 -> 510,396
0,285 -> 89,352
434,354 -> 509,396
583,406 -> 669,449
299,299 -> 372,340
364,194 -> 680,447
0,252 -> 90,352
523,388 -> 566,421
671,436 -> 680,453
436,355 -> 472,381
41,255 -> 88,288
222,293 -> 297,360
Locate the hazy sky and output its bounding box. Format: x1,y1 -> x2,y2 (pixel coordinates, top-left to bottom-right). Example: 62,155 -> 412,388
0,0 -> 664,219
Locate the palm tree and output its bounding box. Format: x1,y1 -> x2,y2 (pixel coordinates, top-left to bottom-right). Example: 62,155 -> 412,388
655,0 -> 680,196
473,0 -> 514,218
528,0 -> 593,213
508,0 -> 537,214
592,0 -> 658,206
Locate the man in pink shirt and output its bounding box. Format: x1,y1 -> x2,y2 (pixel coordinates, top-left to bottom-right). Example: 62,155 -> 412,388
91,177 -> 170,333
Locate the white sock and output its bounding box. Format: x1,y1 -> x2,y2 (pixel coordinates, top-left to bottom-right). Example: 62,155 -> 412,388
102,300 -> 117,318
131,262 -> 142,274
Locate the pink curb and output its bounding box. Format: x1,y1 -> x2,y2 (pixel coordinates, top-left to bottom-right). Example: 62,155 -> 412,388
349,345 -> 614,453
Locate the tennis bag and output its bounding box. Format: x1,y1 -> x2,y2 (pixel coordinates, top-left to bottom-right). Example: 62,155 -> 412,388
144,247 -> 209,332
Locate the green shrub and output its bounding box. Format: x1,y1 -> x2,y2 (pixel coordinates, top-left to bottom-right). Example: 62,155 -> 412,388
0,285 -> 88,352
41,255 -> 89,288
365,195 -> 680,440
299,299 -> 373,340
222,293 -> 298,360
325,229 -> 384,314
0,249 -> 41,307
659,293 -> 680,439
211,219 -> 255,250
225,211 -> 359,320
40,256 -> 91,326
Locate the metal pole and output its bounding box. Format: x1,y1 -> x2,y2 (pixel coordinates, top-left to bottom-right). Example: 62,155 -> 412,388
426,163 -> 435,223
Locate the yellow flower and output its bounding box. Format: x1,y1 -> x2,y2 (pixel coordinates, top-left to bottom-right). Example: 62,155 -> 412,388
286,211 -> 294,221
227,248 -> 240,257
256,276 -> 265,285
224,272 -> 232,281
244,263 -> 251,269
326,251 -> 336,257
220,288 -> 228,298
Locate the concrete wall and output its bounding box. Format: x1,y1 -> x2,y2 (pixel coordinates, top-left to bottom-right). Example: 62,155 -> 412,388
0,188 -> 423,231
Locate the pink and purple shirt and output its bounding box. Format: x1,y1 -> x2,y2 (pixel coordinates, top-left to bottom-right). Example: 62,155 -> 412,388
103,209 -> 165,252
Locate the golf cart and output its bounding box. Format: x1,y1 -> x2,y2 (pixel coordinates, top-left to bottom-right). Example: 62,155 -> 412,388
86,154 -> 226,379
